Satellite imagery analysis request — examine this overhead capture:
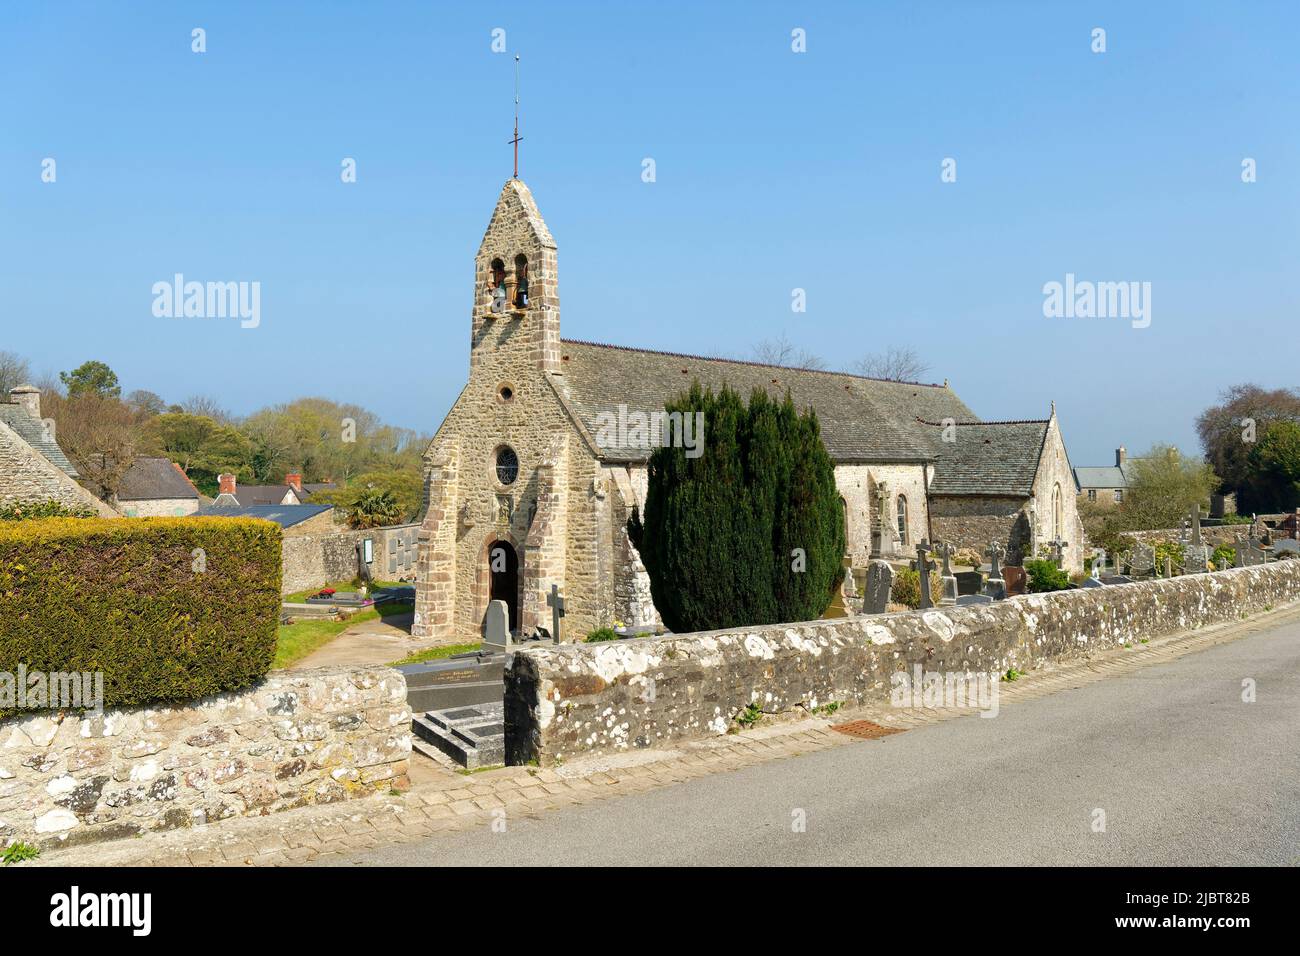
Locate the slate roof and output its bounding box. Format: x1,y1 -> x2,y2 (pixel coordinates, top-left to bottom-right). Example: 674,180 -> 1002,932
0,402 -> 78,477
193,503 -> 332,528
1074,463 -> 1140,489
232,484 -> 302,506
553,340 -> 976,464
915,419 -> 1050,497
116,457 -> 200,501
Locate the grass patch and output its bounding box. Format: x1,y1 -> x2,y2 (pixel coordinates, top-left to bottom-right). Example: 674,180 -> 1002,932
274,597 -> 416,670
390,642 -> 482,667
282,579 -> 409,604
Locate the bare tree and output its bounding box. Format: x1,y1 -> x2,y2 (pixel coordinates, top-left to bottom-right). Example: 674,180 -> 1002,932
180,394 -> 233,423
0,350 -> 32,395
41,392 -> 142,500
854,346 -> 931,382
751,332 -> 826,370
125,389 -> 168,416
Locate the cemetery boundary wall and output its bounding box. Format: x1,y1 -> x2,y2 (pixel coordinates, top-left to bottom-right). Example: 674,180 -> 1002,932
0,665 -> 410,850
504,561 -> 1300,765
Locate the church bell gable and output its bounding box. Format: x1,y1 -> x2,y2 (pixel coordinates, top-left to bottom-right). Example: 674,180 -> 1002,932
472,179 -> 560,374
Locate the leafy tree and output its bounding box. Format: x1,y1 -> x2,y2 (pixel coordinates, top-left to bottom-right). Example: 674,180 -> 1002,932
141,412 -> 253,494
634,383 -> 843,632
1121,445 -> 1218,530
1247,420 -> 1300,511
313,470 -> 423,523
59,360 -> 120,399
346,487 -> 402,529
1196,384 -> 1300,508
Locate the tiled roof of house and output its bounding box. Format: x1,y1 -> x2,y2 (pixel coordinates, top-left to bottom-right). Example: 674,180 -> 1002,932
916,419 -> 1050,497
194,503 -> 332,528
116,457 -> 200,501
0,403 -> 78,477
553,339 -> 976,463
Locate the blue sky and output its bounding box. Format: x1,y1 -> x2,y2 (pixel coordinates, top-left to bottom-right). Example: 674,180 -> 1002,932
2,1 -> 1296,465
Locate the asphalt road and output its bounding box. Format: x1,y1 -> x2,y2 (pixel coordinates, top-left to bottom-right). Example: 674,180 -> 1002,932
330,617 -> 1300,866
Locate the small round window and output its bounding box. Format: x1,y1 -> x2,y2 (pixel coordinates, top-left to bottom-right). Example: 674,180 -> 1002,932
495,447 -> 519,486
498,383 -> 514,402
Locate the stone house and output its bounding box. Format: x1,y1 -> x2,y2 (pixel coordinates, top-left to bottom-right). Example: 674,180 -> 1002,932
0,384 -> 116,516
1073,447 -> 1142,504
413,179 -> 1084,644
113,456 -> 201,516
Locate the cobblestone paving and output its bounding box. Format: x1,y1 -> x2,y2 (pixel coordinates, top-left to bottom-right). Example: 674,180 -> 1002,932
30,603 -> 1300,867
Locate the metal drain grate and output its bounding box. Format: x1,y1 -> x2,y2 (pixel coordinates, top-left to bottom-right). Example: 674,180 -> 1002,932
831,720 -> 906,740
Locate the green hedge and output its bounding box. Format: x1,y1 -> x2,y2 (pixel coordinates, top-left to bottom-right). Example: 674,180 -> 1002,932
0,517 -> 281,714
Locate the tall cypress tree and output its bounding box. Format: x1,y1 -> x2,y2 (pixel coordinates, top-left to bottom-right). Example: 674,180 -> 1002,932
635,384 -> 843,633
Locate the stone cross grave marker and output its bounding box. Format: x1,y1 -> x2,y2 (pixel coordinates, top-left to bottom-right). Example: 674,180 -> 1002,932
983,541 -> 1007,599
1189,503 -> 1203,547
1048,537 -> 1068,569
915,540 -> 935,610
484,599 -> 511,654
546,584 -> 566,645
935,541 -> 959,606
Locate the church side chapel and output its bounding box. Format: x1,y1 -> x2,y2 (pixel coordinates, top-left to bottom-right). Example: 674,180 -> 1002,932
412,179 -> 1084,643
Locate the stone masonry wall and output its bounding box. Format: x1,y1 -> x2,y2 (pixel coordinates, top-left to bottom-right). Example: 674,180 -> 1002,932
504,561 -> 1300,765
0,665 -> 410,850
0,420 -> 116,517
281,523 -> 420,595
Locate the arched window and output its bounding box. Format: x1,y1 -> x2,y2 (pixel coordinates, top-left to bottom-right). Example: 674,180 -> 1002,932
1052,483 -> 1063,540
896,495 -> 908,546
495,446 -> 519,486
840,497 -> 849,542
489,258 -> 507,312
514,254 -> 529,308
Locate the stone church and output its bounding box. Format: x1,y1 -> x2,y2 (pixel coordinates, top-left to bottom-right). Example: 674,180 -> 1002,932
412,179 -> 1083,643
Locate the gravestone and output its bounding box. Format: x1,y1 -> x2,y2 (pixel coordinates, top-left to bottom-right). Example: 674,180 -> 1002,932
1048,537 -> 1068,569
1184,545 -> 1211,574
546,584 -> 566,645
862,560 -> 894,615
936,542 -> 959,607
1128,542 -> 1157,580
1002,565 -> 1027,597
916,541 -> 935,610
483,599 -> 511,654
955,570 -> 984,596
955,594 -> 994,606
1273,538 -> 1299,556
1091,549 -> 1106,580
983,542 -> 1007,599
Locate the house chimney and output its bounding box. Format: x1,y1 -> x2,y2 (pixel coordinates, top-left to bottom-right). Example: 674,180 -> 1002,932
218,473 -> 237,495
8,384 -> 40,420
285,472 -> 302,493
1116,446 -> 1127,467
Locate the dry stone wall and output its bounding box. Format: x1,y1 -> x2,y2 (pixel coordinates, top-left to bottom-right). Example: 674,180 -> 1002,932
0,666 -> 410,850
504,561 -> 1300,765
